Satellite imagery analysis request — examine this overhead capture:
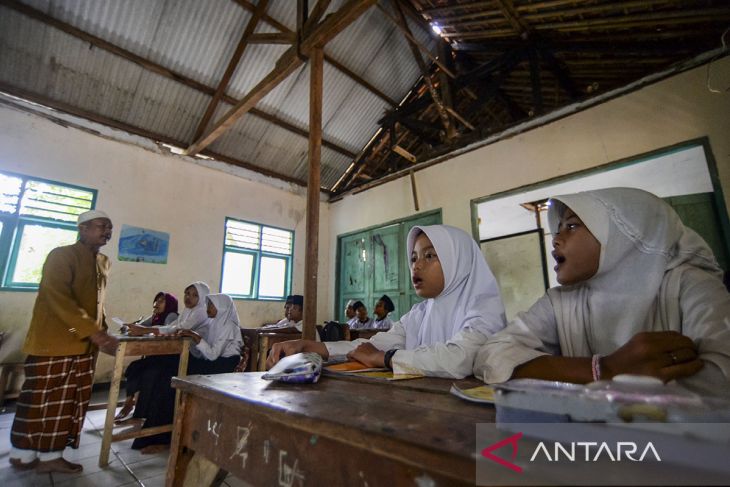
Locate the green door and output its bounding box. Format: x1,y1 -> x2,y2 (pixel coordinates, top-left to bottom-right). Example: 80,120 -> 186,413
336,211 -> 442,322
665,193 -> 729,272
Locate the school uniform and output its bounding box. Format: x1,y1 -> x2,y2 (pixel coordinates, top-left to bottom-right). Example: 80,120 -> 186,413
474,188 -> 730,397
372,316 -> 393,330
326,225 -> 506,379
348,317 -> 374,330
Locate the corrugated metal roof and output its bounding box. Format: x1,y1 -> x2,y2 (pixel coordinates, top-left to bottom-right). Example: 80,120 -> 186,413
0,0 -> 434,189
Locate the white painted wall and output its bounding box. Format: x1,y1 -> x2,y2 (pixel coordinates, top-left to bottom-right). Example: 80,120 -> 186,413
0,102 -> 331,380
328,57 -> 730,314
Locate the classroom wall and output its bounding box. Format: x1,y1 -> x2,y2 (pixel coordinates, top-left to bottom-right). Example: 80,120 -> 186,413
328,57 -> 730,311
0,102 -> 331,380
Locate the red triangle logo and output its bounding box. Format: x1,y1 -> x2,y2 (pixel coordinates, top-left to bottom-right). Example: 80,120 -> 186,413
481,432 -> 523,473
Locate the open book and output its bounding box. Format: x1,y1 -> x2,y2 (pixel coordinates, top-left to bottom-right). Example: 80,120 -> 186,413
324,360 -> 422,381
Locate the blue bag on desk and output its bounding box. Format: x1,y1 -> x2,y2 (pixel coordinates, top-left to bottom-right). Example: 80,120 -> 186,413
262,352 -> 322,383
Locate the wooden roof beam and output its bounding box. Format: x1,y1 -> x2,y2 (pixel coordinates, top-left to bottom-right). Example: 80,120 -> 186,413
193,0 -> 269,142
1,0 -> 355,159
494,0 -> 531,38
388,0 -> 453,138
375,2 -> 457,79
186,0 -> 377,155
232,0 -> 396,106
248,32 -> 296,44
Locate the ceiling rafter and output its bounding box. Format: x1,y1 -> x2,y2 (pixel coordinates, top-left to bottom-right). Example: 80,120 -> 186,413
0,0 -> 356,160
234,0 -> 397,107
186,0 -> 378,156
193,0 -> 270,142
388,0 -> 453,137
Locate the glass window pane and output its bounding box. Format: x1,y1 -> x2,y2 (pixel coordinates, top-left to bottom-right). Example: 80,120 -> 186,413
20,180 -> 93,222
261,226 -> 293,254
0,174 -> 22,214
259,256 -> 287,298
221,252 -> 255,296
225,220 -> 260,250
11,225 -> 78,284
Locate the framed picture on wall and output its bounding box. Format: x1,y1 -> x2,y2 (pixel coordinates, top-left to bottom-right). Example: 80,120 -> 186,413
480,229 -> 548,322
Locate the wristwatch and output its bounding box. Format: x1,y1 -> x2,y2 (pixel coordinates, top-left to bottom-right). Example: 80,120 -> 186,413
384,349 -> 398,370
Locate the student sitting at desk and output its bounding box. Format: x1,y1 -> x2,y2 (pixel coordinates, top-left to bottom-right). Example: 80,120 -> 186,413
348,300 -> 374,330
118,281 -> 210,425
344,299 -> 356,322
127,281 -> 210,337
268,225 -> 507,379
474,187 -> 730,397
114,291 -> 178,422
372,294 -> 395,330
262,294 -> 301,329
131,293 -> 242,452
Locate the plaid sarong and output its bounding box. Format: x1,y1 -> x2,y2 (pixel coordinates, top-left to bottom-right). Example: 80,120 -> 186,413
10,354 -> 95,452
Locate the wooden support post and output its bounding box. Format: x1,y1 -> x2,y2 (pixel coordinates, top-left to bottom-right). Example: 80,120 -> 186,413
409,170 -> 420,211
302,47 -> 323,341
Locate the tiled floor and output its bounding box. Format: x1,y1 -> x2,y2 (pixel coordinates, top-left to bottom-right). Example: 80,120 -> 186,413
0,396 -> 250,486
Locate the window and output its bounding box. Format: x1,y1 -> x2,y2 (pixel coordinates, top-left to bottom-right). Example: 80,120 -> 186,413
0,171 -> 96,289
221,218 -> 293,300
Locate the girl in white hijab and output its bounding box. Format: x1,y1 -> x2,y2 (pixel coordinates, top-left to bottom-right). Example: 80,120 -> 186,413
127,281 -> 210,337
267,225 -> 506,378
474,187 -> 730,397
178,293 -> 242,371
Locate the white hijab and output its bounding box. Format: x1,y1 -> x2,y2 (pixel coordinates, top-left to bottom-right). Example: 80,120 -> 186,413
547,187 -> 722,356
401,225 -> 506,348
204,293 -> 243,347
175,281 -> 211,331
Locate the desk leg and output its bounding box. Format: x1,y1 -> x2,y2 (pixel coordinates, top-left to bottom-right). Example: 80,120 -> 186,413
99,341 -> 126,468
176,340 -> 189,408
258,336 -> 269,371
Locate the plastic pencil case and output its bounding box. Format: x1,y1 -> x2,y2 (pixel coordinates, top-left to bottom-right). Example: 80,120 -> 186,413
262,352 -> 323,383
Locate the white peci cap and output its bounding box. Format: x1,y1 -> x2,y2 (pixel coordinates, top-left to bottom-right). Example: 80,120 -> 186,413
77,210 -> 111,225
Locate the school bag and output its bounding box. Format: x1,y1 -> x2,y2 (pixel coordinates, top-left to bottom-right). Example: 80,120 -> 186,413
319,321 -> 348,342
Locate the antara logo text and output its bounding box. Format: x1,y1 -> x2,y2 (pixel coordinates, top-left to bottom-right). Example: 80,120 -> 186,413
481,432 -> 661,473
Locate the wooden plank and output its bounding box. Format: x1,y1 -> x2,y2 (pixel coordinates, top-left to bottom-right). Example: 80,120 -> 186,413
112,424 -> 173,442
301,0 -> 378,51
528,45 -> 543,114
393,144 -> 416,163
247,32 -> 296,44
302,0 -> 333,38
193,0 -> 270,141
303,47 -> 323,341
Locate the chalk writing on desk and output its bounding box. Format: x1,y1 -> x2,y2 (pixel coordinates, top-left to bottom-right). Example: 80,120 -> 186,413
263,439 -> 271,464
229,422 -> 253,468
207,419 -> 221,445
278,450 -> 305,487
358,470 -> 370,487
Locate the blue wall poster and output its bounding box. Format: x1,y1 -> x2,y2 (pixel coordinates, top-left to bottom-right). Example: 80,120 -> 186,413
118,224 -> 170,264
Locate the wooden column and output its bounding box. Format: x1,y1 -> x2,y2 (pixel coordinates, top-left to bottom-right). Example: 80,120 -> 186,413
302,47 -> 323,341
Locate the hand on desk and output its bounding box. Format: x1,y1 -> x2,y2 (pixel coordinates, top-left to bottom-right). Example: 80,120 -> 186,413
127,323 -> 159,337
347,342 -> 385,368
266,339 -> 328,370
90,330 -> 119,355
602,331 -> 703,382
176,329 -> 202,345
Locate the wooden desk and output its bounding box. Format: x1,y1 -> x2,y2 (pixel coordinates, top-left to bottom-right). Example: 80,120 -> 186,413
256,331 -> 299,371
166,372 -> 494,486
99,335 -> 190,467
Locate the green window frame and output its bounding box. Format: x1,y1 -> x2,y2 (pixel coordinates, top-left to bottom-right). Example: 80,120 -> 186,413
220,217 -> 293,301
0,170 -> 97,290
